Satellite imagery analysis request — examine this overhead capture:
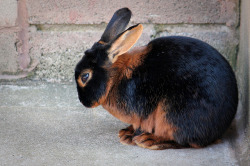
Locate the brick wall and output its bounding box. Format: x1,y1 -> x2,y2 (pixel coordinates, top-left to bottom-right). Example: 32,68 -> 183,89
234,0 -> 250,164
0,0 -> 240,81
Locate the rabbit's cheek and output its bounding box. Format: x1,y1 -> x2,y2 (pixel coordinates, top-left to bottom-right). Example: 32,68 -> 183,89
90,95 -> 107,108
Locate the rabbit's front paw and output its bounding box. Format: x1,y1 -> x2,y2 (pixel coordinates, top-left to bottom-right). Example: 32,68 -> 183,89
133,133 -> 182,150
119,125 -> 136,145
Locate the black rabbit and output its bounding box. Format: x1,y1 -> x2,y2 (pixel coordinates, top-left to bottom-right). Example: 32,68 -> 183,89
75,8 -> 238,150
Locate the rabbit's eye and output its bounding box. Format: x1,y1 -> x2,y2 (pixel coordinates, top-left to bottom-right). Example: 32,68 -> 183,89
77,70 -> 92,87
81,73 -> 89,83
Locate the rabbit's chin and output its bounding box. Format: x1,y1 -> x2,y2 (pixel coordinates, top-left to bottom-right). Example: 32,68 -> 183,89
78,97 -> 92,108
80,102 -> 92,108
79,98 -> 100,108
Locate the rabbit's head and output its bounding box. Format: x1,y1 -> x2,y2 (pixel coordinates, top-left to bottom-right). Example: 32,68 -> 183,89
75,8 -> 143,107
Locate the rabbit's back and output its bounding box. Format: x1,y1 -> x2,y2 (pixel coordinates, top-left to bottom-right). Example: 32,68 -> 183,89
115,36 -> 238,146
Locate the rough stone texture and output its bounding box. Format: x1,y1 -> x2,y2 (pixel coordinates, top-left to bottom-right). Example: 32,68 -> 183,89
28,24 -> 238,82
0,32 -> 19,74
154,24 -> 238,68
28,24 -> 153,82
17,0 -> 31,70
28,25 -> 104,82
0,0 -> 240,80
0,0 -> 17,27
0,82 -> 239,166
26,0 -> 239,26
234,0 -> 250,165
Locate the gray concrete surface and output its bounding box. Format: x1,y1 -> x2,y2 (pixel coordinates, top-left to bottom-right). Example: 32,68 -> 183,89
0,81 -> 239,166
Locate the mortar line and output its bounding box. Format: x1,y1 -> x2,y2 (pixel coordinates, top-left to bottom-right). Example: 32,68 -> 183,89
30,22 -> 229,32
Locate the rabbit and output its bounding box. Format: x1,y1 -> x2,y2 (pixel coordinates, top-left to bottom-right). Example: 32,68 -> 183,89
75,8 -> 238,150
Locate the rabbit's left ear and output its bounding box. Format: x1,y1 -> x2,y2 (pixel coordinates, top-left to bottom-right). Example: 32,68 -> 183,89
107,24 -> 143,63
100,8 -> 131,43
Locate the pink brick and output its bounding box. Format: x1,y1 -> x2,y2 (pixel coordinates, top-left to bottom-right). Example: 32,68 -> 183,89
27,23 -> 238,81
26,0 -> 239,26
0,32 -> 19,74
0,0 -> 17,27
27,23 -> 155,81
28,26 -> 104,81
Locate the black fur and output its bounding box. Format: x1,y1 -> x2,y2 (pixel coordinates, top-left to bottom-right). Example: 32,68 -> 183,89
75,43 -> 109,107
114,36 -> 238,146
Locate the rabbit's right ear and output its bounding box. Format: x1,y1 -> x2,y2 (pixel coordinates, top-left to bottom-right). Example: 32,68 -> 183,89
107,24 -> 143,63
99,8 -> 132,43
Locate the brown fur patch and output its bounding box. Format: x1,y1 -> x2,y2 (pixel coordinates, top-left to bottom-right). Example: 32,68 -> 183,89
98,40 -> 107,45
102,102 -> 141,125
214,139 -> 222,144
112,45 -> 151,79
140,102 -> 177,141
190,139 -> 222,148
189,143 -> 202,149
90,95 -> 106,108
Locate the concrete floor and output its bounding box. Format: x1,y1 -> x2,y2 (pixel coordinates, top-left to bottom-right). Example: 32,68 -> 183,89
0,81 -> 239,166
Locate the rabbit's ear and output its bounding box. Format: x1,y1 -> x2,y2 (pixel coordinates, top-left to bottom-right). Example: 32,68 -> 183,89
108,24 -> 143,63
100,8 -> 131,43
